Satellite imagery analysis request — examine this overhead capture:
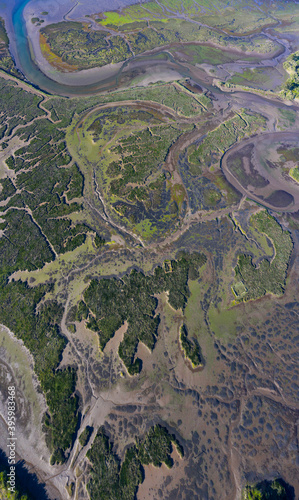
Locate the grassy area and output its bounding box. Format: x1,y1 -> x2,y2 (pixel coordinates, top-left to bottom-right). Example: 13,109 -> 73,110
98,0 -> 281,52
208,304 -> 243,340
229,68 -> 270,87
68,81 -> 208,117
175,44 -> 259,66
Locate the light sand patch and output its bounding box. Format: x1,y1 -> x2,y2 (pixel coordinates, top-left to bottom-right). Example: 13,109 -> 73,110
24,6 -> 124,86
0,324 -> 47,432
104,321 -> 128,356
137,446 -> 185,500
132,67 -> 183,87
135,341 -> 154,373
0,136 -> 29,180
73,320 -> 100,351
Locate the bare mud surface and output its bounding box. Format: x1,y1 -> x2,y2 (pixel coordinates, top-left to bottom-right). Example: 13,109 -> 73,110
0,2 -> 299,499
222,132 -> 299,212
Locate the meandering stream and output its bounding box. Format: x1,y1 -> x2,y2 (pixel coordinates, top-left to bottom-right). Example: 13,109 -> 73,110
5,0 -> 292,98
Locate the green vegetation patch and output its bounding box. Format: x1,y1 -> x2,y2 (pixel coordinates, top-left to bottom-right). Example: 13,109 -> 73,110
98,1 -> 280,54
0,468 -> 30,499
72,103 -> 195,240
41,22 -> 131,69
54,81 -> 206,119
229,68 -> 271,87
232,280 -> 247,299
175,44 -> 258,66
73,252 -> 206,374
87,424 -> 183,500
282,50 -> 299,99
130,82 -> 208,116
79,425 -> 93,447
277,108 -> 296,128
0,79 -> 109,464
0,17 -> 9,45
234,211 -> 293,301
39,0 -> 281,72
242,478 -> 294,500
290,166 -> 299,182
188,110 -> 266,172
180,323 -> 203,367
0,18 -> 20,77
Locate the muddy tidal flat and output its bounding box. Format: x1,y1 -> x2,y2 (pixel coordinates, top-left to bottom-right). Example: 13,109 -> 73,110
0,0 -> 298,499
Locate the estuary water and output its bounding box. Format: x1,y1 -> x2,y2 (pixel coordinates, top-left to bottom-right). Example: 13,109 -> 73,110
5,0 -> 212,96
6,0 -> 141,95
4,0 -> 289,97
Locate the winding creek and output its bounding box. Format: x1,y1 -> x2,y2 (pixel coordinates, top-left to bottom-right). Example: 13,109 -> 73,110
221,131 -> 299,213
0,1 -> 299,498
4,0 -> 294,98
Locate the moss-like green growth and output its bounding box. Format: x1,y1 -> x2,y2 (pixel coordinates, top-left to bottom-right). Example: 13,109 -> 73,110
87,424 -> 183,500
234,211 -> 293,301
71,102 -> 196,241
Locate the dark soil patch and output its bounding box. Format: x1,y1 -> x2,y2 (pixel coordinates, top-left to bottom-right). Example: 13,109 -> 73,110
265,190 -> 294,208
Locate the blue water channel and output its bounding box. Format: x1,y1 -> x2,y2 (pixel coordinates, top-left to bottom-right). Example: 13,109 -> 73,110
8,0 -> 195,96
9,0 -> 131,95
